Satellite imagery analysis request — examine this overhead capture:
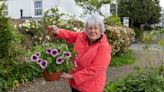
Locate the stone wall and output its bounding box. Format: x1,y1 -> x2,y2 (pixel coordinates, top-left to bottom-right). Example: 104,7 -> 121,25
10,19 -> 25,26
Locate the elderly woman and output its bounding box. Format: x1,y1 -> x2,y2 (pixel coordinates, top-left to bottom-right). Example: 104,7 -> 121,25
48,14 -> 111,92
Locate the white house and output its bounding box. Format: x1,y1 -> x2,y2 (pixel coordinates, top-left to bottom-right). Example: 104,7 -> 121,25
0,0 -> 112,20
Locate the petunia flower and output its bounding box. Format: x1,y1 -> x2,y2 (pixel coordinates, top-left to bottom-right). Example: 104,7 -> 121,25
31,55 -> 38,62
64,52 -> 71,58
40,60 -> 48,69
35,52 -> 41,57
46,48 -> 51,54
51,49 -> 58,57
56,56 -> 64,64
37,59 -> 42,64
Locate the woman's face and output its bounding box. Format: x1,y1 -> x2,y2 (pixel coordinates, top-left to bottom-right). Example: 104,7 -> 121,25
86,24 -> 101,42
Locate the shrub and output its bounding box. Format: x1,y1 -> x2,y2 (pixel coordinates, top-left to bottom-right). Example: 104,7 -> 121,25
134,27 -> 141,40
0,4 -> 24,61
104,15 -> 122,26
0,3 -> 14,59
19,20 -> 45,45
19,7 -> 83,46
104,66 -> 164,92
105,25 -> 135,56
0,62 -> 41,91
63,18 -> 83,31
143,29 -> 164,44
0,3 -> 42,91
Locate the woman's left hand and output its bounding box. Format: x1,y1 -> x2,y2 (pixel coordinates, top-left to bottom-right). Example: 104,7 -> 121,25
61,73 -> 73,80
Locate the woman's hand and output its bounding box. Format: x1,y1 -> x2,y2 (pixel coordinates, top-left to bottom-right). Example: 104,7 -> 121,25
61,73 -> 73,80
48,25 -> 59,35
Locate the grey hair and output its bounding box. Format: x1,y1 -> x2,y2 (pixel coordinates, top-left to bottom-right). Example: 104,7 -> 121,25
84,14 -> 105,33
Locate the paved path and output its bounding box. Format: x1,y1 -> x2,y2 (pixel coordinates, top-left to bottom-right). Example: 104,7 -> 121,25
130,43 -> 163,50
107,44 -> 163,81
8,44 -> 163,92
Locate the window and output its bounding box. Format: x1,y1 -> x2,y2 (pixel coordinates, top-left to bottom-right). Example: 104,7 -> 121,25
3,5 -> 8,16
110,4 -> 116,14
34,0 -> 42,16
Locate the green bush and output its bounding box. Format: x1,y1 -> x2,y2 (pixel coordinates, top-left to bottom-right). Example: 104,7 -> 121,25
0,3 -> 25,60
0,3 -> 14,59
0,4 -> 42,91
0,42 -> 42,91
104,15 -> 122,26
104,66 -> 164,92
134,27 -> 141,40
0,62 -> 41,91
143,29 -> 164,45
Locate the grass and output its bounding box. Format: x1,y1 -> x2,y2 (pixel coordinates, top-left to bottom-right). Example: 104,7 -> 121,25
109,49 -> 136,67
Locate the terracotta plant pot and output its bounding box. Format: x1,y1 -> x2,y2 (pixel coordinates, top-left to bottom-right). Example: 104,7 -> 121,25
43,70 -> 62,81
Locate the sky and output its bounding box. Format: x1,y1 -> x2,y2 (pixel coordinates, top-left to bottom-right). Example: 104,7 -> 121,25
59,0 -> 83,18
160,0 -> 164,8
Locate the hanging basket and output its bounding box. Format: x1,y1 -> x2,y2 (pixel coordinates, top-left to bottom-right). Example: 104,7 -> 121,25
43,70 -> 62,81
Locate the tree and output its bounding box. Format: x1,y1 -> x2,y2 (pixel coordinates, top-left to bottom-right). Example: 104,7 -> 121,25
118,0 -> 161,39
118,0 -> 161,27
75,0 -> 111,16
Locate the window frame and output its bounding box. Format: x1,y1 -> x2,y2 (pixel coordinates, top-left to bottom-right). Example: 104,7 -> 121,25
34,0 -> 43,16
3,4 -> 8,16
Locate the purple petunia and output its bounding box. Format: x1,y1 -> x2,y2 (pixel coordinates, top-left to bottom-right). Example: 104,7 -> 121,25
56,56 -> 64,64
64,52 -> 71,58
46,48 -> 51,54
37,59 -> 42,64
40,60 -> 48,69
51,49 -> 58,57
35,52 -> 41,57
31,55 -> 39,62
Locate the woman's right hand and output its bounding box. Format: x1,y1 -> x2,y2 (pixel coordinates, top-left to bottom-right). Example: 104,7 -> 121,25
48,25 -> 60,35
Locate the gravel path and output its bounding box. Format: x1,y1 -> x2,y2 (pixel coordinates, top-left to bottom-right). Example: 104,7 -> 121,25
8,44 -> 163,92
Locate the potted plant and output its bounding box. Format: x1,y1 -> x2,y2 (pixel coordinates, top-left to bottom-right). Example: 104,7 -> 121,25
31,43 -> 76,81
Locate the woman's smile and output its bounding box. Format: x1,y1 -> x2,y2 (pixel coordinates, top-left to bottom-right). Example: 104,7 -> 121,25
86,25 -> 101,43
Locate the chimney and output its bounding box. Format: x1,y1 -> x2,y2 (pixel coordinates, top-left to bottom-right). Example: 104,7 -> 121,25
20,9 -> 23,18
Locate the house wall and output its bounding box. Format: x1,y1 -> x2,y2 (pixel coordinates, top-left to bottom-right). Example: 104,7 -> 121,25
32,0 -> 60,18
0,0 -> 111,19
1,0 -> 32,18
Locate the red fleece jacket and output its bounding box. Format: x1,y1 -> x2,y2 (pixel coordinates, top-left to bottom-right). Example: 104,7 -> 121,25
54,29 -> 111,92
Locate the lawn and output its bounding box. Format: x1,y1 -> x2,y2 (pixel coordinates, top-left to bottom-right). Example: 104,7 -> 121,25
109,49 -> 136,67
